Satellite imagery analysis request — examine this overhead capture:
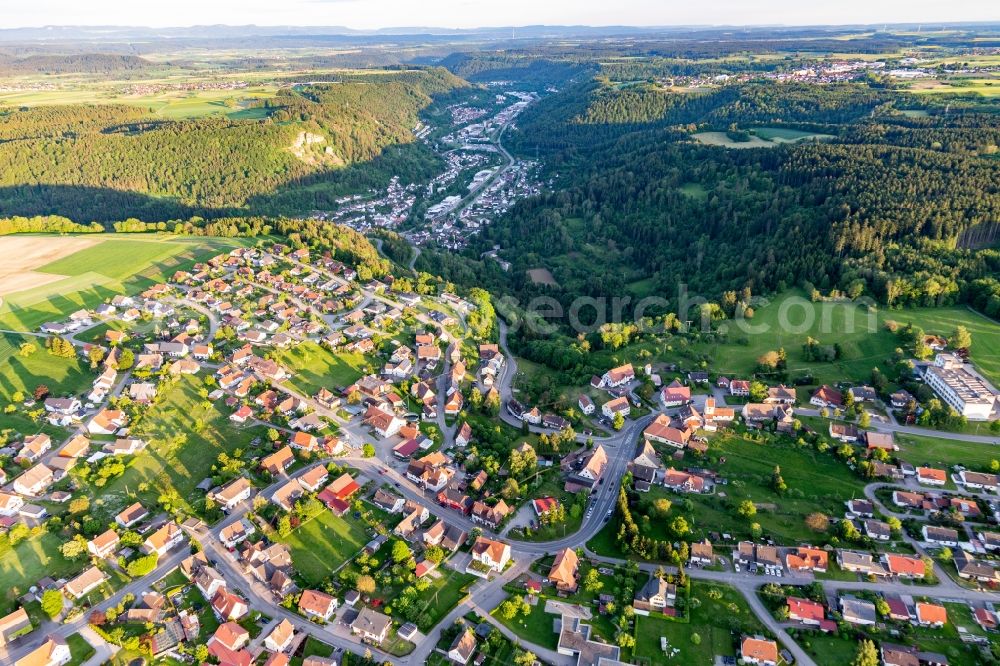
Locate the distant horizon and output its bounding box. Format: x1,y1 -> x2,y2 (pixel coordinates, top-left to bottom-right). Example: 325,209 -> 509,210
2,0 -> 998,33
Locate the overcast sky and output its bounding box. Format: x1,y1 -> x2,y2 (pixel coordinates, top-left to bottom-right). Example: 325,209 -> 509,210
3,0 -> 997,30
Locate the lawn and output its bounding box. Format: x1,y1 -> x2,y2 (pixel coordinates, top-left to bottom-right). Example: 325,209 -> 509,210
895,432 -> 1000,472
492,597 -> 561,651
277,509 -> 371,587
633,581 -> 767,666
409,568 -> 477,632
79,373 -> 269,521
792,631 -> 860,666
0,332 -> 93,404
274,341 -> 370,394
291,636 -> 336,666
0,530 -> 84,614
65,632 -> 97,666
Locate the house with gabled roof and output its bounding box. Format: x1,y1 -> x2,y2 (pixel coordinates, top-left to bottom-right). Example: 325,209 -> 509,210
547,548 -> 579,593
740,636 -> 778,665
299,589 -> 338,621
600,363 -> 634,388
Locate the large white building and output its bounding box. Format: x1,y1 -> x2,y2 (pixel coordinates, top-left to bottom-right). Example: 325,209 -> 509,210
925,354 -> 997,421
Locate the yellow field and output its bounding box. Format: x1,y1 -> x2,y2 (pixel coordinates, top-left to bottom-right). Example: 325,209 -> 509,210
908,78 -> 1000,97
0,236 -> 101,296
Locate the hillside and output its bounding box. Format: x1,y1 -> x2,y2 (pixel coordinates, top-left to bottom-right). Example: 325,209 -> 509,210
0,67 -> 465,221
432,75 -> 1000,324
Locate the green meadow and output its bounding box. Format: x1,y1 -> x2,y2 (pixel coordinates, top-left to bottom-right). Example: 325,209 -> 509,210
275,341 -> 371,393
0,331 -> 92,402
277,509 -> 371,586
0,530 -> 84,614
698,292 -> 1000,386
80,374 -> 268,521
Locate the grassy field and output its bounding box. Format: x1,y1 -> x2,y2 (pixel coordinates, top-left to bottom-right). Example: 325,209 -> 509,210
492,597 -> 561,650
752,127 -> 835,142
275,341 -> 370,394
80,373 -> 268,521
695,291 -> 1000,386
0,235 -> 252,332
0,85 -> 280,119
37,238 -> 190,280
65,632 -> 97,666
633,581 -> 767,665
409,568 -> 476,632
590,430 -> 868,556
0,332 -> 92,403
0,530 -> 84,614
277,509 -> 371,587
692,132 -> 775,148
794,631 -> 859,666
908,78 -> 1000,97
895,432 -> 1000,471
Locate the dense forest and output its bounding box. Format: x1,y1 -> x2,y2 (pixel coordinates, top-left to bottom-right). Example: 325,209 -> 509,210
0,53 -> 153,75
0,67 -> 463,221
419,71 -> 1000,333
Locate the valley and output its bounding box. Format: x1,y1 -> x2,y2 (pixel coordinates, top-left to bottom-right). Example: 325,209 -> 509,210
0,19 -> 998,666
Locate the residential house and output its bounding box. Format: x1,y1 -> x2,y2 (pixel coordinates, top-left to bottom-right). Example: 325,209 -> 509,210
837,551 -> 888,577
740,637 -> 779,666
601,364 -> 634,388
260,446 -> 295,476
633,575 -> 676,615
263,618 -> 295,653
602,396 -> 630,419
884,554 -> 925,579
547,548 -> 579,593
350,607 -> 391,645
63,566 -> 107,599
689,540 -> 714,566
565,444 -> 608,493
87,529 -> 120,559
271,480 -> 303,512
297,466 -> 329,493
448,629 -> 477,665
299,590 -> 338,621
143,522 -> 184,557
469,537 -> 511,574
87,408 -> 127,435
220,519 -> 255,549
787,597 -> 825,626
211,589 -> 250,621
13,636 -> 70,666
660,380 -> 691,408
470,500 -> 511,530
643,414 -> 690,449
840,597 -> 878,625
810,385 -> 844,408
916,467 -> 947,486
785,547 -> 828,573
922,525 -> 959,547
13,464 -> 53,496
916,603 -> 947,628
116,502 -> 149,528
0,607 -> 32,647
210,477 -> 253,512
